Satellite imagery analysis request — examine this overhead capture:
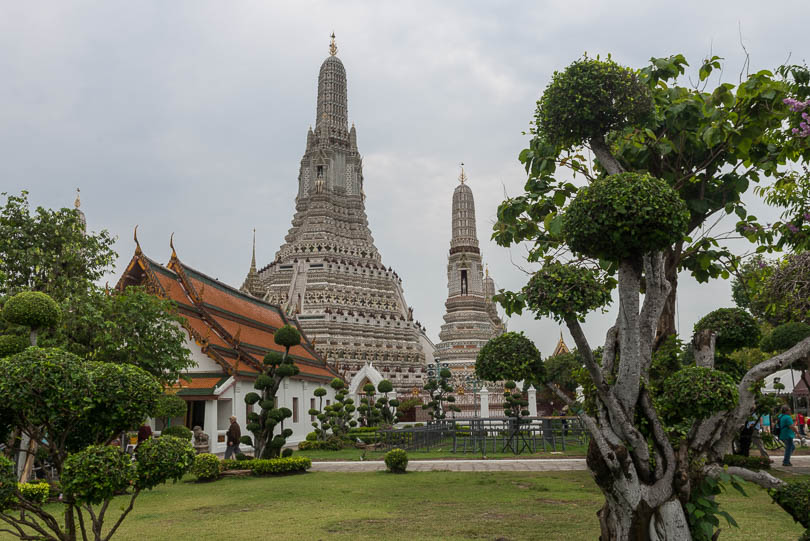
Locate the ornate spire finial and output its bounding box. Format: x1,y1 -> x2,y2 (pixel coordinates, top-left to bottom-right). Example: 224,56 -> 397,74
251,228 -> 257,270
134,225 -> 142,255
485,264 -> 489,277
170,232 -> 177,259
74,188 -> 81,209
459,162 -> 467,184
329,32 -> 337,56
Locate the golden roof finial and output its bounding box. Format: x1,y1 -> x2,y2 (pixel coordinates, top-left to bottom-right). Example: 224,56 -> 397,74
74,188 -> 81,209
170,232 -> 177,259
485,264 -> 489,278
134,225 -> 142,255
329,32 -> 338,56
459,162 -> 467,184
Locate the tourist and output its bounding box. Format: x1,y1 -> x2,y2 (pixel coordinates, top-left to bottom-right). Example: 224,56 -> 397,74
798,411 -> 806,444
749,416 -> 770,459
137,424 -> 152,444
778,405 -> 797,466
225,416 -> 241,459
761,413 -> 771,434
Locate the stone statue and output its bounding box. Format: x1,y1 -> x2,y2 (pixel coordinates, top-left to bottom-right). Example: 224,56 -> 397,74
192,426 -> 210,454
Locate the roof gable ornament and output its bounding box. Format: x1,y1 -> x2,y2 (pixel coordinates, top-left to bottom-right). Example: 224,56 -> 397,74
329,32 -> 338,56
459,162 -> 467,184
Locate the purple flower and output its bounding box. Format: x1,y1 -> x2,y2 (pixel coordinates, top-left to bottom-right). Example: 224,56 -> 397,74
803,212 -> 810,221
787,223 -> 800,233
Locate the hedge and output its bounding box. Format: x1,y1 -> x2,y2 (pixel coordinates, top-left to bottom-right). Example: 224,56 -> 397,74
191,453 -> 221,481
17,482 -> 50,505
219,457 -> 311,475
722,454 -> 771,470
298,439 -> 343,451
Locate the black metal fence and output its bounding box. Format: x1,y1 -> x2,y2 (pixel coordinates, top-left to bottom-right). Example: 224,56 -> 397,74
378,417 -> 587,455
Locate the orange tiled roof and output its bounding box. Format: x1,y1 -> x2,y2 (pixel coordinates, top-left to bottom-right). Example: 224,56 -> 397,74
115,244 -> 340,383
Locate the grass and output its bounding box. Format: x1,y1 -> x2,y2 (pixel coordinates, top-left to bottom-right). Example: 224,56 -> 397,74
2,471 -> 805,541
297,442 -> 589,461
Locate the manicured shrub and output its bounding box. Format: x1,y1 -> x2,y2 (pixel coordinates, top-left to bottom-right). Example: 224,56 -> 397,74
563,172 -> 689,262
298,439 -> 343,451
62,445 -> 135,505
160,425 -> 192,440
274,325 -> 301,348
523,262 -> 614,323
191,453 -> 221,481
761,322 -> 810,353
281,448 -> 293,458
722,454 -> 770,471
694,308 -> 761,354
305,431 -> 318,441
770,479 -> 810,528
17,482 -> 50,504
476,332 -> 544,384
134,435 -> 195,490
658,367 -> 739,422
235,453 -> 252,461
2,291 -> 61,333
0,334 -> 28,358
249,456 -> 311,475
535,56 -> 653,147
384,448 -> 408,473
153,394 -> 187,427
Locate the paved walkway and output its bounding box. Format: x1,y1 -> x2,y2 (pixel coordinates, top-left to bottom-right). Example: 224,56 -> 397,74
309,455 -> 810,473
309,458 -> 588,472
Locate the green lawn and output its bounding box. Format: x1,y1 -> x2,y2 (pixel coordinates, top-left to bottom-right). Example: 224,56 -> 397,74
2,471 -> 804,540
297,442 -> 588,461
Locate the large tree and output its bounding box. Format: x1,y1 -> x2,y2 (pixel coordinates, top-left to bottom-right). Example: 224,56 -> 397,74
494,56 -> 810,540
494,55 -> 810,351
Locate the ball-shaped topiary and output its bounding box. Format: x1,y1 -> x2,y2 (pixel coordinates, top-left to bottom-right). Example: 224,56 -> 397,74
693,308 -> 761,355
384,448 -> 408,473
160,425 -> 193,440
263,351 -> 284,366
535,56 -> 653,147
524,262 -> 614,323
761,322 -> 810,353
330,378 -> 345,391
378,379 -> 394,394
62,445 -> 135,505
2,291 -> 61,332
254,374 -> 274,390
658,366 -> 739,421
314,387 -> 327,398
244,392 -> 261,405
274,325 -> 301,348
476,332 -> 544,384
0,334 -> 29,358
134,435 -> 195,490
191,453 -> 221,481
563,173 -> 689,262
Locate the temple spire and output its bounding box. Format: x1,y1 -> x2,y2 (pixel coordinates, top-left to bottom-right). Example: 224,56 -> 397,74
73,187 -> 86,232
241,228 -> 261,296
459,163 -> 467,184
251,228 -> 257,272
329,32 -> 337,56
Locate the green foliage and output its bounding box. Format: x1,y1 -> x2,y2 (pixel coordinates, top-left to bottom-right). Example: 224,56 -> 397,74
248,456 -> 311,475
686,472 -> 746,540
522,262 -> 614,322
503,381 -> 530,420
658,367 -> 739,422
476,332 -> 544,384
191,453 -> 222,481
757,252 -> 810,324
1,290 -> 61,333
17,482 -> 50,505
722,454 -> 771,471
649,335 -> 684,388
535,55 -> 652,147
378,379 -> 394,394
0,333 -> 28,358
422,365 -> 460,420
0,191 -> 115,300
134,435 -> 195,491
545,350 -> 583,394
64,286 -> 193,385
730,255 -> 772,315
62,445 -> 135,505
153,393 -> 188,427
263,350 -> 284,366
770,480 -> 810,528
0,348 -> 161,457
274,324 -> 301,348
563,173 -> 689,261
160,425 -> 192,440
384,448 -> 408,473
761,322 -> 810,353
0,456 -> 16,510
298,439 -> 343,451
694,308 -> 761,354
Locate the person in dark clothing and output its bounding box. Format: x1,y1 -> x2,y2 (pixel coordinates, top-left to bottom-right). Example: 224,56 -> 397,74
225,416 -> 241,459
137,424 -> 152,444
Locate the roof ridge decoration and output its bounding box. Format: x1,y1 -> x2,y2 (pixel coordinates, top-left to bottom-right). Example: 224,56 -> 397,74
134,225 -> 142,255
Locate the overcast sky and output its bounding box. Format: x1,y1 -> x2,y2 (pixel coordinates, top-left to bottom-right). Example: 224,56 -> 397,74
1,1 -> 806,354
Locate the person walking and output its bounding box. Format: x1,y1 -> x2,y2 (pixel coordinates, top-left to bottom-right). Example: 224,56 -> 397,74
750,415 -> 770,459
798,412 -> 806,445
778,405 -> 798,466
224,416 -> 241,459
762,413 -> 771,434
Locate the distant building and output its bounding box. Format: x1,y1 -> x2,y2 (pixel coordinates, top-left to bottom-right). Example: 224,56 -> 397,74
117,235 -> 340,451
242,35 -> 433,396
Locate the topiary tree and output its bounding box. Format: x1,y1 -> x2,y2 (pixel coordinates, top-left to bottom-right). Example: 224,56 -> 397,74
476,331 -> 545,386
375,380 -> 399,425
357,382 -> 380,427
422,367 -> 460,420
242,325 -> 301,458
0,346 -> 184,541
488,54 -> 810,540
384,448 -> 408,474
693,308 -> 761,356
761,322 -> 810,354
322,378 -> 356,439
309,386 -> 329,441
152,393 -> 187,429
1,291 -> 61,346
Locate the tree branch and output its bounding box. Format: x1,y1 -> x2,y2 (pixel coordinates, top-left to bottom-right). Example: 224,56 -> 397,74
703,464 -> 785,491
639,252 -> 671,380
615,260 -> 642,411
102,490 -> 139,541
589,135 -> 625,175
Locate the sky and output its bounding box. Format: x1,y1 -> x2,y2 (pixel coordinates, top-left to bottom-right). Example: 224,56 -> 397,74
0,1 -> 806,354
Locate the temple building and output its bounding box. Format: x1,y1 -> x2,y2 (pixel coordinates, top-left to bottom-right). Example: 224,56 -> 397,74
435,167 -> 505,401
242,35 -> 433,395
117,234 -> 341,451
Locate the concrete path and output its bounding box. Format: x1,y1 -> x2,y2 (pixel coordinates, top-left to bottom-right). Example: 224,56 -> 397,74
309,458 -> 588,472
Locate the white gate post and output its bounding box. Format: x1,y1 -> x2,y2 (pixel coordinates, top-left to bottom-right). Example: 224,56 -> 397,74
479,387 -> 490,418
528,385 -> 538,417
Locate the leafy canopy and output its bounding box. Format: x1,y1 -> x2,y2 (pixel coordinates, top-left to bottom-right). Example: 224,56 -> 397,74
476,332 -> 544,385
